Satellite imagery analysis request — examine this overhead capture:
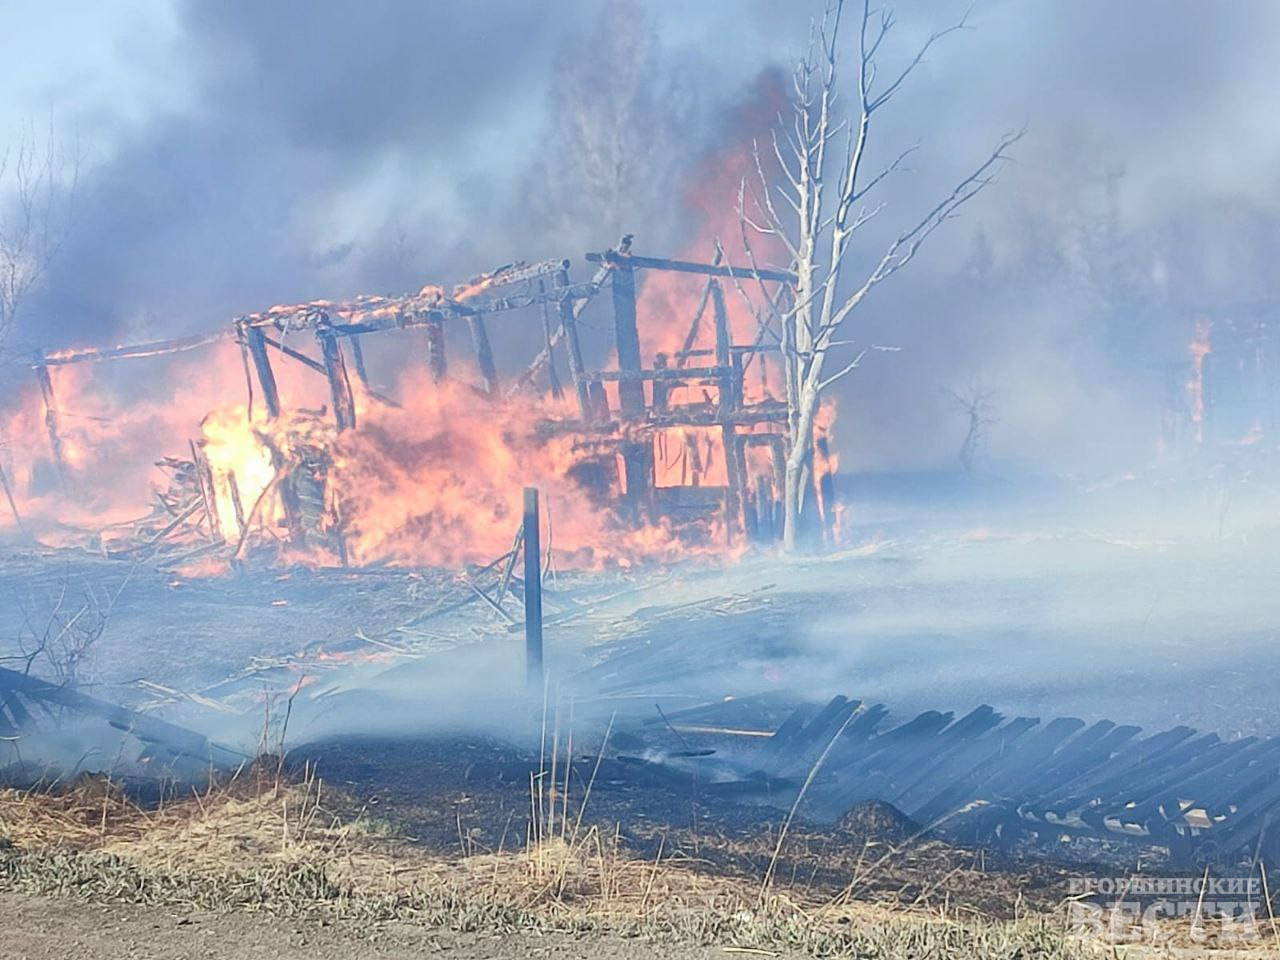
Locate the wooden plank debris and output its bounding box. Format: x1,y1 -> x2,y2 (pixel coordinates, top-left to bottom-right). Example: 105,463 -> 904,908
615,689 -> 1280,862
0,665 -> 242,768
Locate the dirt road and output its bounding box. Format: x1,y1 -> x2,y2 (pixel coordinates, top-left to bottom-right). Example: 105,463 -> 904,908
1,892 -> 777,960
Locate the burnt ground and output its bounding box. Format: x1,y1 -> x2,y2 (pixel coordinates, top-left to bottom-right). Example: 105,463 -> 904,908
5,474 -> 1280,737
285,732 -> 1073,917
3,479 -> 1280,952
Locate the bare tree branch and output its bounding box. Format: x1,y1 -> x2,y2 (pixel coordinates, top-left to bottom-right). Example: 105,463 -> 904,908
0,118 -> 79,354
735,0 -> 1015,551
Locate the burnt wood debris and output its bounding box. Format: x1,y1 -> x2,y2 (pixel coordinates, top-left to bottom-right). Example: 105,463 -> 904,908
605,691 -> 1280,866
27,238 -> 823,569
17,239 -> 1278,868
0,664 -> 242,774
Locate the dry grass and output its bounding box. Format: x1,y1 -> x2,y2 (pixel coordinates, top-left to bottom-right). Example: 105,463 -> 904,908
1,757 -> 1271,956
0,763 -> 1105,959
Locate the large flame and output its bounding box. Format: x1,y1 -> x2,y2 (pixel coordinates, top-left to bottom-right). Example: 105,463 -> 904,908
0,74 -> 840,571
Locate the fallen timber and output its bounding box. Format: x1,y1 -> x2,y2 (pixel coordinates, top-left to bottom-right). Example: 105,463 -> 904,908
611,693 -> 1280,865
0,665 -> 242,772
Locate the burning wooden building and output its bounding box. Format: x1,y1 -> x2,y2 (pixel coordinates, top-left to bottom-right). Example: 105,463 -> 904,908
8,238 -> 826,571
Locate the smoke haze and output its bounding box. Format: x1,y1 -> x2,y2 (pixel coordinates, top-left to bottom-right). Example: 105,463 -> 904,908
5,0 -> 1280,476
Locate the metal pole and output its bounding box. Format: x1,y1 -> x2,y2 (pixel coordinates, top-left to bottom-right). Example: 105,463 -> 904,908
523,487 -> 543,686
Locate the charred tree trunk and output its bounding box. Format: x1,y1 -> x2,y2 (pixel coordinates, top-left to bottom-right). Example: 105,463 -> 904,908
783,383 -> 819,554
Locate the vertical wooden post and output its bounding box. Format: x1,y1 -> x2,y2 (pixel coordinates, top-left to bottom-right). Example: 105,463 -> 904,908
611,255 -> 646,417
588,381 -> 611,421
227,470 -> 247,535
523,487 -> 544,687
0,461 -> 25,533
652,353 -> 670,413
556,267 -> 592,420
316,320 -> 356,432
466,311 -> 499,396
711,281 -> 745,542
538,279 -> 564,400
241,324 -> 282,419
424,310 -> 447,384
609,252 -> 652,505
816,433 -> 838,545
189,439 -> 221,541
254,429 -> 306,549
755,473 -> 774,542
240,323 -> 304,548
31,350 -> 67,484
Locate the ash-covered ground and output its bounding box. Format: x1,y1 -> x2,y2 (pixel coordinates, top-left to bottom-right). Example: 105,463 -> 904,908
1,471 -> 1277,752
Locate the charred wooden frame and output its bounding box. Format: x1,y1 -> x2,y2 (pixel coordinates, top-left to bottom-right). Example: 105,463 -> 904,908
27,242 -> 800,547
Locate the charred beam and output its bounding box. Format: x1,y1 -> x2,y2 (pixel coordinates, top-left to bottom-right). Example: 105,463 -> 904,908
676,344 -> 781,359
467,312 -> 499,396
31,350 -> 68,484
246,281 -> 601,335
588,365 -> 736,383
254,429 -> 306,549
712,280 -> 746,542
227,470 -> 247,536
0,462 -> 24,533
588,381 -> 611,422
261,334 -> 326,374
557,267 -> 592,419
609,241 -> 652,506
35,330 -> 232,367
506,268 -> 610,400
536,400 -> 790,436
424,310 -> 447,384
611,252 -> 645,419
260,331 -> 398,409
0,665 -> 241,764
537,280 -> 564,400
188,440 -> 222,542
349,334 -> 370,387
586,249 -> 797,285
240,323 -> 282,419
316,318 -> 357,431
652,354 -> 670,413
523,487 -> 543,687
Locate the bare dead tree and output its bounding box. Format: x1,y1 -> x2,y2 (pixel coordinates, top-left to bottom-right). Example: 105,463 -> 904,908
944,382 -> 997,474
0,120 -> 79,354
741,1 -> 1022,550
528,1 -> 698,251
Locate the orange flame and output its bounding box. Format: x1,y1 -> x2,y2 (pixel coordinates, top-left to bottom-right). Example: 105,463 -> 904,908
1186,317 -> 1212,443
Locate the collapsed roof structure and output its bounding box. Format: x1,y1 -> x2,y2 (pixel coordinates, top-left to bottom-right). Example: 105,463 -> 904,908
16,239 -> 828,571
